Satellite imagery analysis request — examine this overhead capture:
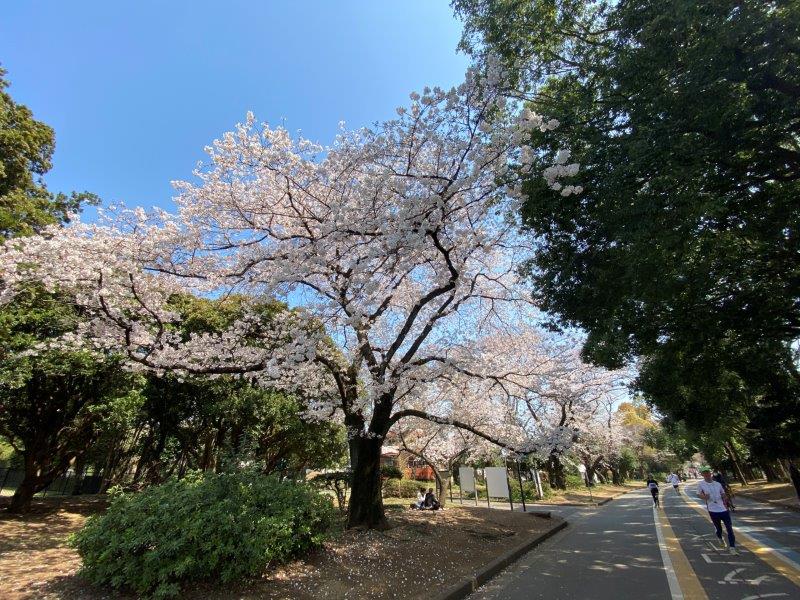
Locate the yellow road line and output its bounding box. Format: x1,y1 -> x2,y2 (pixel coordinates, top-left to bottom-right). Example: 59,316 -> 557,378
655,502 -> 709,599
679,492 -> 800,589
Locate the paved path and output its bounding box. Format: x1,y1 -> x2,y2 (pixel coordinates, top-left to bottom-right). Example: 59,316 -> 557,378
469,486 -> 800,599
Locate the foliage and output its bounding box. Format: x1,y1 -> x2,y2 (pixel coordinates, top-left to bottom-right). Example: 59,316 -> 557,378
70,471 -> 335,598
380,465 -> 403,480
0,66 -> 98,239
0,436 -> 19,467
508,479 -> 540,502
0,284 -> 139,510
564,472 -> 585,490
454,0 -> 800,458
310,471 -> 351,512
0,58 -> 594,529
382,478 -> 431,499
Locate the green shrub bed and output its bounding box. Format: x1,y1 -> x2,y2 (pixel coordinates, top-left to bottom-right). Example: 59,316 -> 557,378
70,471 -> 334,598
382,478 -> 432,498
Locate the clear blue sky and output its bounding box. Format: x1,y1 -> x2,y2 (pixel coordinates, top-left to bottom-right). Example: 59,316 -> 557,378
1,1 -> 468,217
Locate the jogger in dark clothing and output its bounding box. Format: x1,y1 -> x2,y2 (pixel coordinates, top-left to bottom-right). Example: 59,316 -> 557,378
709,509 -> 736,548
646,475 -> 660,507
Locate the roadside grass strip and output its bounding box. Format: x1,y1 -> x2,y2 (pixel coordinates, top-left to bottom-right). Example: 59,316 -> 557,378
653,502 -> 709,599
680,493 -> 800,590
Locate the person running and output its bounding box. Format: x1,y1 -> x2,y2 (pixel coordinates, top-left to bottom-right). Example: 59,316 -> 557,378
646,474 -> 660,507
667,471 -> 681,494
713,470 -> 735,511
698,466 -> 737,554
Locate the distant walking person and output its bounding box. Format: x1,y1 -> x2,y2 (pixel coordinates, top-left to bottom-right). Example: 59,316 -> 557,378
698,466 -> 737,554
667,472 -> 681,494
646,475 -> 660,508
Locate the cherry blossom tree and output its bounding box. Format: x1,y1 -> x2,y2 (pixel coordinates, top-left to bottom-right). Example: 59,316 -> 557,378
0,60 -> 585,528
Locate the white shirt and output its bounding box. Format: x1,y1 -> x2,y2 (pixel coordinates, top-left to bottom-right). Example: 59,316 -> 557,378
668,474 -> 680,485
697,480 -> 727,512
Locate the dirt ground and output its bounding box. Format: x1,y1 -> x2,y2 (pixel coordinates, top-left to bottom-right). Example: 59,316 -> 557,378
0,496 -> 560,600
732,481 -> 800,511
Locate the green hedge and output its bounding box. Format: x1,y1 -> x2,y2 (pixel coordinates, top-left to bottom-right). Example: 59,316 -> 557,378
70,471 -> 334,598
382,478 -> 431,498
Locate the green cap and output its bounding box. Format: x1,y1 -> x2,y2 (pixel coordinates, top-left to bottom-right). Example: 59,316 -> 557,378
700,466 -> 712,473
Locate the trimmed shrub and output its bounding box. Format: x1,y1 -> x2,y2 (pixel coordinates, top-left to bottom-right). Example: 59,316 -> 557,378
508,479 -> 539,502
380,464 -> 403,480
70,471 -> 334,598
565,472 -> 585,489
382,478 -> 429,498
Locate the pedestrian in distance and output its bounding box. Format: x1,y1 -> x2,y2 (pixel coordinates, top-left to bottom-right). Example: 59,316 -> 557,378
698,466 -> 738,554
667,471 -> 681,494
646,474 -> 660,508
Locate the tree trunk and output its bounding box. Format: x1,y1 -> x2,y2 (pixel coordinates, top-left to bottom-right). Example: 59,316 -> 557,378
762,461 -> 782,483
548,453 -> 566,490
610,467 -> 622,486
7,455 -> 56,514
347,436 -> 388,529
724,442 -> 748,485
7,477 -> 38,513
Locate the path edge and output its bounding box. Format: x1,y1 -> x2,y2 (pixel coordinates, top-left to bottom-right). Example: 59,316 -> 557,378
436,517 -> 568,600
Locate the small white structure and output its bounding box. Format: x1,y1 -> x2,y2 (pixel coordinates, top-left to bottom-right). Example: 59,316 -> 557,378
485,467 -> 511,499
459,466 -> 476,493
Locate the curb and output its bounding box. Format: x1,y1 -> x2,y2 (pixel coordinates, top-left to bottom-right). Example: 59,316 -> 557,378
437,517 -> 568,600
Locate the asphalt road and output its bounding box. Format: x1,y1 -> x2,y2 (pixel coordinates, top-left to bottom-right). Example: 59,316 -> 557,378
469,486 -> 800,599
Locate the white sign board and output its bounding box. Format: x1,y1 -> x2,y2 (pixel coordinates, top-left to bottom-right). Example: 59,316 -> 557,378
459,466 -> 476,493
485,467 -> 510,499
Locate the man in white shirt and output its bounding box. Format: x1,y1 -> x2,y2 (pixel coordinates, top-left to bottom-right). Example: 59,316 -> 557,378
667,472 -> 681,494
697,466 -> 737,553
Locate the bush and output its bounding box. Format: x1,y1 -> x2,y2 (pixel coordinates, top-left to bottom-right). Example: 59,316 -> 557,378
380,464 -> 403,480
565,472 -> 585,489
382,478 -> 429,498
508,479 -> 540,502
70,471 -> 335,598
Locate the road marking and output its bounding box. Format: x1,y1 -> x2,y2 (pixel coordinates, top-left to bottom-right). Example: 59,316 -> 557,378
653,503 -> 709,599
741,594 -> 787,600
723,567 -> 746,583
701,553 -> 754,565
653,504 -> 684,599
680,493 -> 800,589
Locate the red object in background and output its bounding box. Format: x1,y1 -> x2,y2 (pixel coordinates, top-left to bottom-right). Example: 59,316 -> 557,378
407,466 -> 435,481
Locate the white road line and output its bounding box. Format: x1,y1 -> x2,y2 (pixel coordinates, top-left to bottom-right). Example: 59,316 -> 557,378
653,503 -> 684,600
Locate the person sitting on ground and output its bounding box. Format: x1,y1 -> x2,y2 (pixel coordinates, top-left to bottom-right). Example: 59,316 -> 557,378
410,487 -> 426,509
423,487 -> 441,510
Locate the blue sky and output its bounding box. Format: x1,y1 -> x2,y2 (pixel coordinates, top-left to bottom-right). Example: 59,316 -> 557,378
1,1 -> 469,218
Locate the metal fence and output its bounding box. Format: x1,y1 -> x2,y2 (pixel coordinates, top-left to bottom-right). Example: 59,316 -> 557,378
0,467 -> 102,497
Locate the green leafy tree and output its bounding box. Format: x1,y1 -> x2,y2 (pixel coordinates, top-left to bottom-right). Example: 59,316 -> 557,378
0,66 -> 98,239
123,294 -> 347,486
0,285 -> 139,512
454,0 -> 800,452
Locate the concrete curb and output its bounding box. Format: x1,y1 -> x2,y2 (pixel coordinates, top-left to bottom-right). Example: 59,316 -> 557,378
436,516 -> 568,600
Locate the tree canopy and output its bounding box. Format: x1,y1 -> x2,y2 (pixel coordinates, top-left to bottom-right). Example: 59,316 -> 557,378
0,66 -> 98,239
453,0 -> 800,455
